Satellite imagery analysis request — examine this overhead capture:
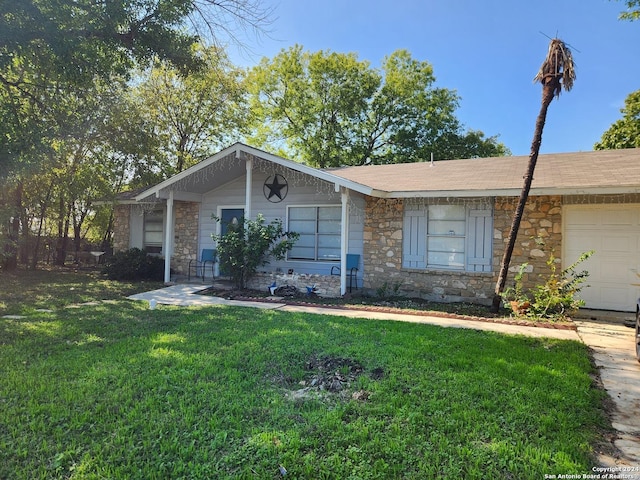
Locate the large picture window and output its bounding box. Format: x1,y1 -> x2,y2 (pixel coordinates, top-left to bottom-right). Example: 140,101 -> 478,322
403,202 -> 492,272
144,210 -> 163,255
288,206 -> 341,261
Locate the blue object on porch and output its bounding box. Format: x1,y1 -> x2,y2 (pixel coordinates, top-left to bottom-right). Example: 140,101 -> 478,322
331,254 -> 360,293
188,249 -> 216,281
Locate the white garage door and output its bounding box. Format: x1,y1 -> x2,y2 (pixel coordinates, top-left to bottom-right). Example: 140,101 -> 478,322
564,204 -> 640,311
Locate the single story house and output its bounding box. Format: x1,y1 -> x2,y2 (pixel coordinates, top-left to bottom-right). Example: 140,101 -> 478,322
112,143 -> 640,311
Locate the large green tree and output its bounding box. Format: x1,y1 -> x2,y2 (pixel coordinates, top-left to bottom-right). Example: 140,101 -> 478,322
595,89 -> 640,150
0,0 -> 270,177
132,45 -> 248,179
247,46 -> 509,168
0,0 -> 270,269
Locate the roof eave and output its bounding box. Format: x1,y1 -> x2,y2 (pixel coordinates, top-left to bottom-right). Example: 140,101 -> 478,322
370,185 -> 640,199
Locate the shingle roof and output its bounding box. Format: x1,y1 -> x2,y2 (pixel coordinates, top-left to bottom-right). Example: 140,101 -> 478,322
327,148 -> 640,197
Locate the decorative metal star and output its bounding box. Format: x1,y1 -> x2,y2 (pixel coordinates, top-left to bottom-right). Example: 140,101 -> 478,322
263,174 -> 288,202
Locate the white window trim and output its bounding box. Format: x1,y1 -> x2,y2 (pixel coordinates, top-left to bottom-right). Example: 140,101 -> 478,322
286,204 -> 341,262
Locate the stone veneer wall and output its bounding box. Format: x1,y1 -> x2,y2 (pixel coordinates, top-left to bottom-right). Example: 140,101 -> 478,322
493,195 -> 563,293
171,201 -> 199,275
362,195 -> 563,304
246,272 -> 341,297
112,204 -> 131,253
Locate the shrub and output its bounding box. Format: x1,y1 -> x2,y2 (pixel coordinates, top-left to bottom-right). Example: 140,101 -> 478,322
102,248 -> 164,281
528,248 -> 593,319
212,214 -> 298,289
501,240 -> 594,321
501,263 -> 531,314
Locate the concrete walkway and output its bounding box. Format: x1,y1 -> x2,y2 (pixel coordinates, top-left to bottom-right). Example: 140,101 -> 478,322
128,285 -> 286,310
128,285 -> 640,467
573,314 -> 640,468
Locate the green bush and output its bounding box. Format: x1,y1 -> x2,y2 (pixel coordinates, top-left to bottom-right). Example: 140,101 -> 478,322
528,248 -> 593,319
212,214 -> 298,289
102,248 -> 164,281
501,240 -> 594,321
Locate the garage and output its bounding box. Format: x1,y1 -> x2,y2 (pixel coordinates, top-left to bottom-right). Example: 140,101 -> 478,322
563,204 -> 640,311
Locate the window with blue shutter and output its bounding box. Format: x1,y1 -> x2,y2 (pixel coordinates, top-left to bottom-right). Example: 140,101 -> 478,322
402,202 -> 493,272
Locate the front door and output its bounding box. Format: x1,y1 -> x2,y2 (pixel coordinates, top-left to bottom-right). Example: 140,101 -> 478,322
219,208 -> 244,275
220,208 -> 244,236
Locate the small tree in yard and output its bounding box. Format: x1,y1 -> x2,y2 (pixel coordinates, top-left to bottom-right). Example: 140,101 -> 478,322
212,214 -> 298,289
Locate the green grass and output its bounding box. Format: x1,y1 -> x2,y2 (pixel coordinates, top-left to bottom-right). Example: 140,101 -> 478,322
0,268 -> 164,315
0,270 -> 612,479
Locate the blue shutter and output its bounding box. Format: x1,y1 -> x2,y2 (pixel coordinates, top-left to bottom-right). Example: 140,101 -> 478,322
403,207 -> 426,268
466,208 -> 492,272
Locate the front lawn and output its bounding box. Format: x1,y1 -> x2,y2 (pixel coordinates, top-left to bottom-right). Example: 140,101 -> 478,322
0,271 -> 612,479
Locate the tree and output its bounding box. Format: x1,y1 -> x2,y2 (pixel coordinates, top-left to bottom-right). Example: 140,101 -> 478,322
615,0 -> 640,20
491,39 -> 576,312
0,0 -> 271,177
0,0 -> 271,270
132,45 -> 248,177
247,46 -> 509,168
595,89 -> 640,150
7,78 -> 138,267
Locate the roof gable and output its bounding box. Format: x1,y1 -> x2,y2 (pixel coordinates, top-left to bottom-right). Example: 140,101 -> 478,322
134,143 -> 373,202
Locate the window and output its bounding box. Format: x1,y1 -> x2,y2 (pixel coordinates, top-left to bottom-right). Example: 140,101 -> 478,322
288,206 -> 341,261
144,210 -> 163,254
427,205 -> 466,269
402,202 -> 492,272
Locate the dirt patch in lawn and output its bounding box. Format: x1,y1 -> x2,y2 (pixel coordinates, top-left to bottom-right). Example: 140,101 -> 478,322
284,354 -> 380,403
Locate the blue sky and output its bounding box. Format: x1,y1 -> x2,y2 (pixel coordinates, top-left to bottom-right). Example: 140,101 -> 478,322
226,0 -> 640,157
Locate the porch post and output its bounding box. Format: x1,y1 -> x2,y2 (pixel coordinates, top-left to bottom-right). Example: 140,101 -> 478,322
340,188 -> 349,295
245,156 -> 253,221
164,189 -> 174,283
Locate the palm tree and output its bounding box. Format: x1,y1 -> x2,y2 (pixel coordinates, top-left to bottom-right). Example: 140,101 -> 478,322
491,38 -> 576,312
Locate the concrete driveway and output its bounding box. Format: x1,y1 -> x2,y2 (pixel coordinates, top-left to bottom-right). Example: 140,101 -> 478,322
573,312 -> 640,468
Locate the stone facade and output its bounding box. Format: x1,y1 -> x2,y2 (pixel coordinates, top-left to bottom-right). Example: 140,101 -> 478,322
112,194 -> 566,300
171,201 -> 199,275
112,204 -> 131,253
247,271 -> 341,297
361,195 -> 563,304
493,195 -> 563,294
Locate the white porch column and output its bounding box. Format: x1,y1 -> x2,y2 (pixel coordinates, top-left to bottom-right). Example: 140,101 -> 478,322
164,189 -> 174,283
245,156 -> 253,221
340,188 -> 350,295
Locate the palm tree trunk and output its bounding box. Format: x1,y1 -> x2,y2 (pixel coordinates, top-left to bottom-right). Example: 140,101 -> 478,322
490,77 -> 561,312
